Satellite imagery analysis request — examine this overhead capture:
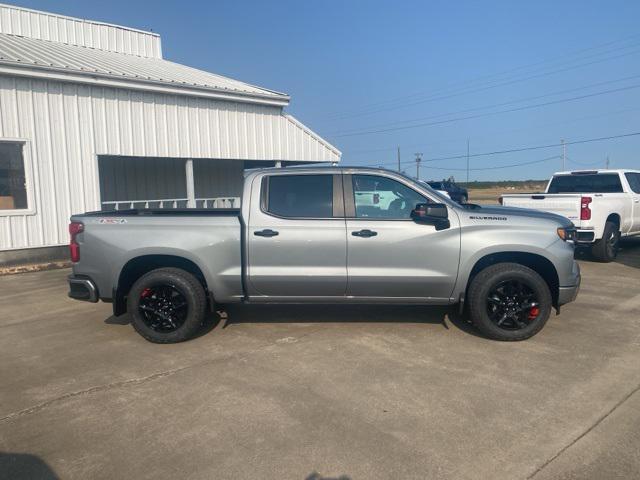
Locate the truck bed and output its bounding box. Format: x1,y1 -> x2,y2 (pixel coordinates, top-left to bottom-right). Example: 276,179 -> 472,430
80,208 -> 241,217
70,209 -> 244,304
501,194 -> 582,222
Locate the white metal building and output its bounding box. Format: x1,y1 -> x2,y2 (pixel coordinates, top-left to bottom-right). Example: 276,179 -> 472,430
0,3 -> 340,264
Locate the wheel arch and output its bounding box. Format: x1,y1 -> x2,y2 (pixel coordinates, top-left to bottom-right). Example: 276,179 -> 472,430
114,254 -> 209,316
466,252 -> 560,306
606,213 -> 621,229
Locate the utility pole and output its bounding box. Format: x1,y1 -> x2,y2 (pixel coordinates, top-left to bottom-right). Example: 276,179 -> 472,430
397,146 -> 401,172
605,156 -> 610,169
415,152 -> 423,180
466,139 -> 470,185
561,139 -> 566,170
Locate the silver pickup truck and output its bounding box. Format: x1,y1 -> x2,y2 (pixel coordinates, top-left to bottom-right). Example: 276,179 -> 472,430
68,167 -> 580,343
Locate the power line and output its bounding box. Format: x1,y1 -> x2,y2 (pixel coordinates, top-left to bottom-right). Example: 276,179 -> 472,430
331,73 -> 640,135
362,131 -> 640,168
333,84 -> 640,138
326,38 -> 640,120
343,105 -> 640,156
415,155 -> 561,172
327,34 -> 640,119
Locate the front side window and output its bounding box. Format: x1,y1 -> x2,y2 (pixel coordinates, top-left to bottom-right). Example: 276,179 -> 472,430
625,173 -> 640,194
547,174 -> 623,193
0,142 -> 27,210
352,175 -> 428,219
265,174 -> 333,218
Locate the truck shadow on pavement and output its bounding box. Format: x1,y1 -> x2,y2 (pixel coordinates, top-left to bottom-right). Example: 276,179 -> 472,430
0,452 -> 59,480
105,304 -> 482,338
222,303 -> 482,337
575,237 -> 640,269
616,237 -> 640,269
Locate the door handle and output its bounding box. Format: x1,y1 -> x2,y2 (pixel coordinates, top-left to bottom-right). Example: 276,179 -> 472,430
352,229 -> 378,238
254,229 -> 279,237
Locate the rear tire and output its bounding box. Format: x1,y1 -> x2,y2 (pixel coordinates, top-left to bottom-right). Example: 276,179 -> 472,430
127,267 -> 206,343
467,263 -> 552,341
591,221 -> 619,263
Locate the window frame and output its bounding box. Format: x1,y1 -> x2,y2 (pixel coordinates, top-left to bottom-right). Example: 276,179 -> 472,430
0,139 -> 35,216
345,173 -> 434,221
260,173 -> 344,220
624,172 -> 640,194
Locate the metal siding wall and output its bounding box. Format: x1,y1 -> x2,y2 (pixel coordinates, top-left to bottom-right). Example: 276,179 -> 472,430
98,156 -> 187,202
0,4 -> 162,58
193,159 -> 244,198
0,75 -> 339,250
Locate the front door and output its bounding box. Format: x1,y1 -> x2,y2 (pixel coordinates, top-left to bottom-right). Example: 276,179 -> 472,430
345,173 -> 460,301
247,173 -> 347,298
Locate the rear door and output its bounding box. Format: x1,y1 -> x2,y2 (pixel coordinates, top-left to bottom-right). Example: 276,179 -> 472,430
344,173 -> 460,301
624,172 -> 640,233
247,173 -> 347,298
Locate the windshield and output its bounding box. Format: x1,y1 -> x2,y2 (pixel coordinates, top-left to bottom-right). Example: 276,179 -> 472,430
547,174 -> 623,193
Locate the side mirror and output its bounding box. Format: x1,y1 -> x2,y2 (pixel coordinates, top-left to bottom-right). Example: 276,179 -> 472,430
410,203 -> 450,230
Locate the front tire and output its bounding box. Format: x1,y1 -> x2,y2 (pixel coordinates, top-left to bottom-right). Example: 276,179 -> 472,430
467,263 -> 552,341
591,221 -> 619,263
127,267 -> 206,343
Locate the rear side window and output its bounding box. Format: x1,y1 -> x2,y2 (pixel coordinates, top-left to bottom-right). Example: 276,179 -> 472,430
625,173 -> 640,194
265,174 -> 333,218
547,174 -> 623,193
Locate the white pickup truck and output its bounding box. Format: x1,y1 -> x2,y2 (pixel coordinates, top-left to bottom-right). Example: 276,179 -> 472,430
501,169 -> 640,262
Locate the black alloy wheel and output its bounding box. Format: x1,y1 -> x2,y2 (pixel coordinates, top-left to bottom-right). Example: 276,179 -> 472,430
486,279 -> 540,331
138,284 -> 188,333
127,267 -> 207,343
467,262 -> 552,341
605,228 -> 620,260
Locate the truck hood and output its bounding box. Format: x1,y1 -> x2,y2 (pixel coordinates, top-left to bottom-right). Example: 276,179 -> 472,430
460,204 -> 574,227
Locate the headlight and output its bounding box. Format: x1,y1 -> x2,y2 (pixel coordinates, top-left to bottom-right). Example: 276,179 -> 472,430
557,226 -> 576,241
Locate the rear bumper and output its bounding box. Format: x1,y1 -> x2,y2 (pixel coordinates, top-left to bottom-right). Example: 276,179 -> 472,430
68,275 -> 99,303
558,274 -> 581,306
575,230 -> 595,243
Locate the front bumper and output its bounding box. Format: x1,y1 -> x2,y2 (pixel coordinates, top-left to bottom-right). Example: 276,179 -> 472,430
68,275 -> 99,303
558,273 -> 581,306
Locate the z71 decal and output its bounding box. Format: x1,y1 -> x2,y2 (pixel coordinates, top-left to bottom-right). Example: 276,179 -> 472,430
98,218 -> 127,224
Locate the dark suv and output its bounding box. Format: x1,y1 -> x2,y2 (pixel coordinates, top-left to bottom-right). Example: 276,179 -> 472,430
427,181 -> 468,204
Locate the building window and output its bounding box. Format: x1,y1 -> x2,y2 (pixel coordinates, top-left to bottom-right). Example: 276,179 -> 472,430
0,142 -> 28,210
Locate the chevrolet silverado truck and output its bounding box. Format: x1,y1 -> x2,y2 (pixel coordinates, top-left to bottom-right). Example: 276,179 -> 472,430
501,169 -> 640,262
68,167 -> 581,343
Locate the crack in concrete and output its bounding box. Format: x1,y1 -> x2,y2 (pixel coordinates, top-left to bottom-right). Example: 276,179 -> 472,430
0,365 -> 192,425
526,382 -> 640,479
0,327 -> 324,425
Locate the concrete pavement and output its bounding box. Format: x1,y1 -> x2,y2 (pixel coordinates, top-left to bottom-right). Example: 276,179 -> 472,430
1,239 -> 639,479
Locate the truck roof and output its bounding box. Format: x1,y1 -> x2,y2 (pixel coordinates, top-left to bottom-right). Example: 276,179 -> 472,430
245,165 -> 392,173
552,168 -> 640,175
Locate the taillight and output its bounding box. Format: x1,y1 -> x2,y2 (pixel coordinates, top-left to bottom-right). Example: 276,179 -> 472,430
69,222 -> 84,262
580,196 -> 592,220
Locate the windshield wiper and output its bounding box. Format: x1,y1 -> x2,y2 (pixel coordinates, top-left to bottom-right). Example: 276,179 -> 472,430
461,203 -> 482,209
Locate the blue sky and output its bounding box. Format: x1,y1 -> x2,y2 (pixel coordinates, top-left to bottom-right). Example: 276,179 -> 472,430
11,0 -> 640,181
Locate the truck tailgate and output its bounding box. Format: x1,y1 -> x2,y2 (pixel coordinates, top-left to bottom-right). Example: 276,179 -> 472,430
501,194 -> 582,221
